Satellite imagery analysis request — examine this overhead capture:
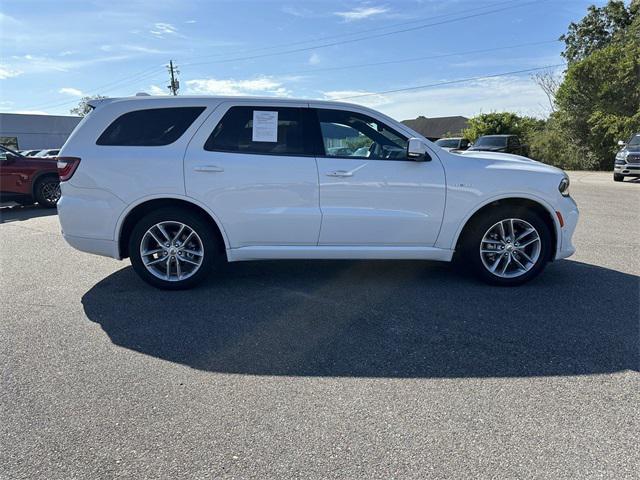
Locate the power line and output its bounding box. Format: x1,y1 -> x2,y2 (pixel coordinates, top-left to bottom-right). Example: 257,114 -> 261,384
274,40 -> 560,77
182,0 -> 542,67
333,64 -> 566,101
23,69 -> 166,112
19,0 -> 550,112
178,0 -> 523,64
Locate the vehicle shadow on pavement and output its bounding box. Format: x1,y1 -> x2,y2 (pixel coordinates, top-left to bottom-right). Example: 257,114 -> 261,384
0,205 -> 57,224
82,259 -> 639,378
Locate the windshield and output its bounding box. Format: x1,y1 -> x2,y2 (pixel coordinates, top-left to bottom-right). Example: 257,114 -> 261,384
474,136 -> 507,147
435,139 -> 459,148
628,134 -> 640,146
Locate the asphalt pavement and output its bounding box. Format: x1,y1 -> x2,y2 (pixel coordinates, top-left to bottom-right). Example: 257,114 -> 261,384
1,171 -> 638,479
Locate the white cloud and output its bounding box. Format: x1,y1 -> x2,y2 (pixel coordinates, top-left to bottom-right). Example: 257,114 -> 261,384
185,20 -> 197,24
148,84 -> 168,95
0,64 -> 23,79
150,22 -> 178,37
308,52 -> 321,65
334,6 -> 388,21
59,87 -> 84,97
185,76 -> 290,97
282,5 -> 317,18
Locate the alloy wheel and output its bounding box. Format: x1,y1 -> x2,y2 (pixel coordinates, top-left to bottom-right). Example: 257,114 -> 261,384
479,218 -> 541,279
41,181 -> 61,204
140,221 -> 204,282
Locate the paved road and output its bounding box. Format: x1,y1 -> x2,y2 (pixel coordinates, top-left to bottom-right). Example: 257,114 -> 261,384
1,172 -> 638,479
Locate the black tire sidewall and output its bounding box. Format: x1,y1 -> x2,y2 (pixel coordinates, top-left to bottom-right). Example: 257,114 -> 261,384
35,176 -> 60,208
129,207 -> 219,290
461,206 -> 553,286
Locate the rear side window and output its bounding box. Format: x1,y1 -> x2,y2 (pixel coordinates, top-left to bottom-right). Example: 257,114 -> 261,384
204,106 -> 313,156
97,107 -> 205,146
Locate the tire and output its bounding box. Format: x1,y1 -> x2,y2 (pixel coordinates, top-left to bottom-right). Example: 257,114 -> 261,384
34,175 -> 61,208
613,173 -> 624,182
460,206 -> 553,286
128,207 -> 221,290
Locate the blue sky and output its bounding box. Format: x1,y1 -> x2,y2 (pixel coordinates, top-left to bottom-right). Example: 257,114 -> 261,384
0,0 -> 604,120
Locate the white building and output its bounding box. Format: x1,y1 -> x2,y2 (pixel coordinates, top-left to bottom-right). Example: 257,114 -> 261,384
0,113 -> 82,150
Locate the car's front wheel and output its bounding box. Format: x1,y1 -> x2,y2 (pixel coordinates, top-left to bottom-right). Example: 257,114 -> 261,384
129,207 -> 220,289
613,173 -> 624,182
461,207 -> 552,286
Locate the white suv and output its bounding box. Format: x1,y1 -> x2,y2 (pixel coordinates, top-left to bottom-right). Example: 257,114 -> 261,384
57,96 -> 578,289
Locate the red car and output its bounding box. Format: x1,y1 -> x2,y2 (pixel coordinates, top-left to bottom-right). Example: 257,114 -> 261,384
0,145 -> 61,208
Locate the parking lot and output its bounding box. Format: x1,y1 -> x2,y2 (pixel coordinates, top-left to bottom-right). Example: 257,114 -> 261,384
0,171 -> 638,479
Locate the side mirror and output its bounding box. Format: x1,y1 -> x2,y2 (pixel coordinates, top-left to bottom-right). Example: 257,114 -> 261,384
407,138 -> 430,161
618,140 -> 626,147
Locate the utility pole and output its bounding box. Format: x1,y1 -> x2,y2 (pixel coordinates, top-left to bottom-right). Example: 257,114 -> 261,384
167,60 -> 180,96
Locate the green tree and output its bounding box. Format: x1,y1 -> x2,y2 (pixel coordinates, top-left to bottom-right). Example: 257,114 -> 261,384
70,95 -> 107,117
462,112 -> 544,144
560,0 -> 638,65
554,37 -> 640,169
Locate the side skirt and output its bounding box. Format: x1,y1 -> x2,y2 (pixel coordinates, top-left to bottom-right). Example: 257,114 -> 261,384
226,245 -> 454,262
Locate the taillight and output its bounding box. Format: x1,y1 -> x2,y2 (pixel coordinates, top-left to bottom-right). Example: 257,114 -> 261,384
57,157 -> 81,181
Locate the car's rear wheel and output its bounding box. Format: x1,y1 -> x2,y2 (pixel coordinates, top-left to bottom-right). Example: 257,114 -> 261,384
461,206 -> 552,286
34,176 -> 61,208
613,173 -> 624,182
129,207 -> 220,289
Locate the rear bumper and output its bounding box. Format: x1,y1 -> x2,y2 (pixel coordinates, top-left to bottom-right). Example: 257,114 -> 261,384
62,234 -> 120,259
57,182 -> 125,259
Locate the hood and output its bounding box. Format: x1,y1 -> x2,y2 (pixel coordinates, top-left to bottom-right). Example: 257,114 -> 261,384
458,150 -> 564,175
622,145 -> 640,153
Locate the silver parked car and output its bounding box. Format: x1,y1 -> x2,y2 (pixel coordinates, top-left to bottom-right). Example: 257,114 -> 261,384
614,134 -> 640,182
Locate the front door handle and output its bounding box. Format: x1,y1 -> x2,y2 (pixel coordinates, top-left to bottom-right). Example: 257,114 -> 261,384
326,170 -> 353,177
194,165 -> 224,173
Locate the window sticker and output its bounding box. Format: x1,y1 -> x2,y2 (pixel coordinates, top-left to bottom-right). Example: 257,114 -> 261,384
252,110 -> 278,142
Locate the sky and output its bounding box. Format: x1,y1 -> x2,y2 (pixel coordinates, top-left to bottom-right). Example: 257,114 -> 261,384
0,0 -> 606,121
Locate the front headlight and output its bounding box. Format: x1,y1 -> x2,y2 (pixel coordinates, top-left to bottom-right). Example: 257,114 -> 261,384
616,151 -> 628,161
558,176 -> 570,197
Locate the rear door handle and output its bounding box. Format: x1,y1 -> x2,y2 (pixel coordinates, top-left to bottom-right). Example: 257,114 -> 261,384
194,165 -> 224,173
326,170 -> 353,177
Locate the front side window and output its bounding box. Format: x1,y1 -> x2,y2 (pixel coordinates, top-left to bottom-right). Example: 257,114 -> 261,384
316,109 -> 408,160
475,136 -> 507,147
97,107 -> 206,146
204,106 -> 312,155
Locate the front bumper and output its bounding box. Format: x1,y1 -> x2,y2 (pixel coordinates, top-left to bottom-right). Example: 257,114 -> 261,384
614,163 -> 640,176
555,195 -> 579,260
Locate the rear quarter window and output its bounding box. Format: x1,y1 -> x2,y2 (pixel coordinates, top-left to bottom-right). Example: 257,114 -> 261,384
96,107 -> 206,146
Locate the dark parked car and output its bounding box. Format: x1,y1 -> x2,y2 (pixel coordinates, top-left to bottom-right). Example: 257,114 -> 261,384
467,134 -> 529,156
434,137 -> 471,151
0,145 -> 60,207
614,133 -> 640,182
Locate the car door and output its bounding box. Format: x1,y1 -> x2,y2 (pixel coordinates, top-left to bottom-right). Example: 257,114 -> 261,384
311,106 -> 446,246
0,148 -> 27,197
184,102 -> 322,248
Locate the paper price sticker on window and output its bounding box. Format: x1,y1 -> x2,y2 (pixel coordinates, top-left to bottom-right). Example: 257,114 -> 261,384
252,110 -> 278,142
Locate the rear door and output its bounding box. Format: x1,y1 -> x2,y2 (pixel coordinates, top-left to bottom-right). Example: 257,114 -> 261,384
311,106 -> 446,246
184,102 -> 322,248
